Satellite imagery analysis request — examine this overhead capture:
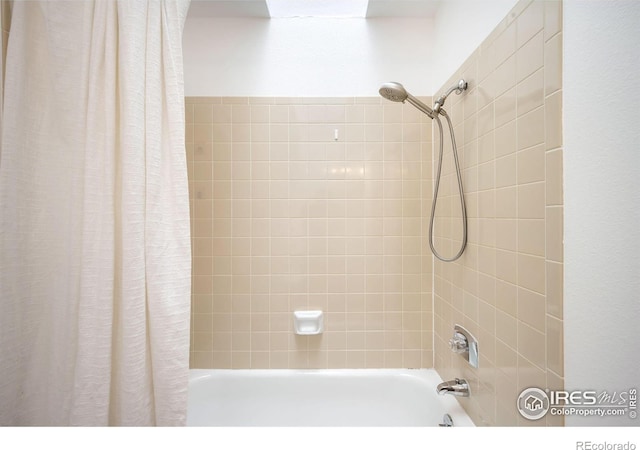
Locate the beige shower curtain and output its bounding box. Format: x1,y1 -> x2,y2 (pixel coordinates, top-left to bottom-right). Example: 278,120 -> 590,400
0,0 -> 192,425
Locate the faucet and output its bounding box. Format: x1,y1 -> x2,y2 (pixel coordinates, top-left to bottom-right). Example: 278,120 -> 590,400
436,378 -> 470,397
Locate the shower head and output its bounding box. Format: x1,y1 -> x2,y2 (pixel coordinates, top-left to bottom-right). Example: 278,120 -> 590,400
379,82 -> 435,119
379,82 -> 408,102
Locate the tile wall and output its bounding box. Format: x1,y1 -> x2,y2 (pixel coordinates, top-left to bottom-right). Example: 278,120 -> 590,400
185,0 -> 564,426
1,0 -> 10,101
185,96 -> 435,369
432,0 -> 564,426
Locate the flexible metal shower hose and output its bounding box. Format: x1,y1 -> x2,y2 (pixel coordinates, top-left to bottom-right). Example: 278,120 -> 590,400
429,110 -> 467,262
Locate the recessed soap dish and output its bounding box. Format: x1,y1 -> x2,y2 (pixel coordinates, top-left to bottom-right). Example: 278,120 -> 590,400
293,310 -> 324,335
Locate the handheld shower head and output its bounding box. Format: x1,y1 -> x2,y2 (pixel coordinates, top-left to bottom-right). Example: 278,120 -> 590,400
379,82 -> 408,102
379,82 -> 435,119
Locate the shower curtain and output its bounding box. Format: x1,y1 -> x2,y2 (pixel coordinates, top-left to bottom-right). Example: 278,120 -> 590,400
0,0 -> 192,426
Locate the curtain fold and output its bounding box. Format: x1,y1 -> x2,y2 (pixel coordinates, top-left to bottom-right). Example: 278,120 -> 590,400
0,0 -> 191,426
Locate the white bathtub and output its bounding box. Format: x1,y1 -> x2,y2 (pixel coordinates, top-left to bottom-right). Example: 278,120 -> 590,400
187,369 -> 475,427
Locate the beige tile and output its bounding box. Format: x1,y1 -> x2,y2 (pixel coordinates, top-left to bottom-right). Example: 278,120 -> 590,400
2,0 -> 11,33
517,354 -> 546,396
518,217 -> 545,259
517,106 -> 544,151
193,257 -> 213,277
212,294 -> 232,314
477,103 -> 494,138
495,219 -> 517,252
544,0 -> 563,41
185,123 -> 193,144
494,54 -> 517,98
194,123 -> 213,142
194,162 -> 213,181
194,199 -> 213,219
495,187 -> 517,219
186,75 -> 559,401
546,261 -> 563,319
546,149 -> 563,206
194,104 -> 213,123
518,322 -> 546,370
214,123 -> 234,142
495,154 -> 517,188
516,31 -> 543,82
518,144 -> 545,185
212,312 -> 232,332
517,0 -> 544,48
463,113 -> 478,146
495,381 -> 519,425
364,350 -> 384,368
518,287 -> 545,332
545,33 -> 562,96
496,249 -> 517,285
185,103 -> 194,124
191,352 -> 213,369
545,371 -> 565,426
493,21 -> 516,67
518,253 -> 546,295
517,69 -> 544,117
546,206 -> 563,262
193,313 -> 213,333
193,238 -> 213,258
518,182 -> 545,219
383,103 -> 403,123
494,120 -> 517,158
478,241 -> 496,274
222,97 -> 249,105
495,309 -> 517,349
545,90 -> 562,150
343,351 -> 364,368
547,314 -> 564,376
477,40 -> 495,83
212,143 -> 232,161
212,351 -> 232,369
251,352 -> 270,369
495,87 -> 516,129
403,350 -> 423,368
192,276 -> 213,295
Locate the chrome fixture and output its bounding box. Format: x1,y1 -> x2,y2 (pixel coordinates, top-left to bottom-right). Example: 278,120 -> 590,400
433,79 -> 467,115
378,80 -> 468,262
439,413 -> 454,427
436,378 -> 470,397
449,324 -> 479,368
379,82 -> 436,119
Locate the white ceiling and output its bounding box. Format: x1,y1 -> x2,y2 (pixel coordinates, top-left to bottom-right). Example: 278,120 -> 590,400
187,0 -> 444,19
366,0 -> 443,18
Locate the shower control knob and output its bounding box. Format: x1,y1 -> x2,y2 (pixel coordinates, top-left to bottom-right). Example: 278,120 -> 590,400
449,332 -> 468,353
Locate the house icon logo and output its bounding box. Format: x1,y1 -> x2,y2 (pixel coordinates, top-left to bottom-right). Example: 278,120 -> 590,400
525,395 -> 544,411
517,388 -> 550,420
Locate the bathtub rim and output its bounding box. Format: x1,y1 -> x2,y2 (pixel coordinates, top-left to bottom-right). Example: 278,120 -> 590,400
188,368 -> 475,427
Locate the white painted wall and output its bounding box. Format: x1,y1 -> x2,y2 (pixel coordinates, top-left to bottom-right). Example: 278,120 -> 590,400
431,0 -> 518,92
183,1 -> 523,97
183,17 -> 434,97
564,0 -> 640,426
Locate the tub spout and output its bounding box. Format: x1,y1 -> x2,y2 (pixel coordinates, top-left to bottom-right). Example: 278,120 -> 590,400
436,378 -> 470,397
